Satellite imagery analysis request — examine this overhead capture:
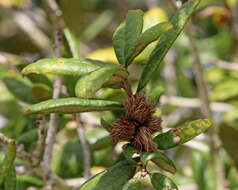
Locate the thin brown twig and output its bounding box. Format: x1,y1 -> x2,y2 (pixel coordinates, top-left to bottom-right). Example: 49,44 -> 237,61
32,115 -> 46,167
76,114 -> 91,179
213,59 -> 238,71
42,0 -> 63,188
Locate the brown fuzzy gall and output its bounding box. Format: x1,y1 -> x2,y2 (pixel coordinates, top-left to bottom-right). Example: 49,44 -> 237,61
109,94 -> 162,152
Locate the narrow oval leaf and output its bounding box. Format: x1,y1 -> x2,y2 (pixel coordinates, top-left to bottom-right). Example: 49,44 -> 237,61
24,98 -> 123,115
4,166 -> 16,190
123,178 -> 141,190
124,10 -> 144,65
127,22 -> 172,64
22,58 -> 112,76
190,151 -> 206,189
113,10 -> 144,65
123,145 -> 138,164
0,140 -> 16,185
137,0 -> 201,92
154,119 -> 213,150
75,66 -> 127,98
79,160 -> 136,190
89,136 -> 112,151
141,152 -> 176,174
150,173 -> 178,190
63,28 -> 81,58
3,77 -> 37,104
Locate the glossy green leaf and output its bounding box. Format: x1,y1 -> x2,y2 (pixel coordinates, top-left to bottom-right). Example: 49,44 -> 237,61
0,140 -> 16,186
96,88 -> 125,102
24,97 -> 123,115
89,136 -> 112,151
123,145 -> 138,164
154,119 -> 213,150
141,152 -> 176,174
75,66 -> 127,98
127,22 -> 172,65
113,10 -> 144,65
150,173 -> 178,190
122,178 -> 141,190
79,160 -> 136,190
124,10 -> 144,65
137,0 -> 201,92
63,28 -> 81,58
22,58 -> 118,76
3,77 -> 37,104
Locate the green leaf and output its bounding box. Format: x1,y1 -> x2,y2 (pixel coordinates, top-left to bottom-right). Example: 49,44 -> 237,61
137,0 -> 201,92
190,151 -> 205,190
3,77 -> 37,104
79,160 -> 136,190
81,10 -> 114,43
150,173 -> 178,190
24,98 -> 123,115
154,119 -> 213,150
228,167 -> 238,190
16,175 -> 43,188
113,10 -> 144,65
122,178 -> 141,190
123,145 -> 138,164
0,140 -> 16,186
22,58 -> 118,76
4,166 -> 16,190
141,152 -> 176,174
75,66 -> 127,98
89,136 -> 112,151
127,22 -> 172,64
63,28 -> 81,58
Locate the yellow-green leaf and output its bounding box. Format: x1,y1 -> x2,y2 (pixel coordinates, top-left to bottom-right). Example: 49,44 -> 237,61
24,98 -> 123,115
154,119 -> 213,150
137,0 -> 201,92
150,173 -> 178,190
141,152 -> 176,174
22,58 -> 116,76
75,66 -> 128,98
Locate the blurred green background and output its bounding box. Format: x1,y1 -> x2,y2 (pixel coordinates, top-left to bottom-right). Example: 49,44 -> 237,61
0,0 -> 238,189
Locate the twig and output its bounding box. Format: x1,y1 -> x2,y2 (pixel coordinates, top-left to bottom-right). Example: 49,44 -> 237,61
12,10 -> 51,53
32,115 -> 46,167
213,59 -> 238,71
76,114 -> 91,179
42,0 -> 63,188
168,2 -> 225,189
160,95 -> 234,112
